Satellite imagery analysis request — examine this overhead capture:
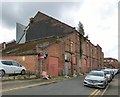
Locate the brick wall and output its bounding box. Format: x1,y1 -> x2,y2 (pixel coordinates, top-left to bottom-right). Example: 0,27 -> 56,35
43,32 -> 80,76
1,32 -> 105,76
2,55 -> 38,73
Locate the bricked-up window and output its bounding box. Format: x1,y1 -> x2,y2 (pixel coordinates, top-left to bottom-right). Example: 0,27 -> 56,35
70,41 -> 76,53
65,43 -> 69,52
70,41 -> 73,52
64,38 -> 70,52
107,60 -> 110,62
111,60 -> 113,62
104,60 -> 107,62
76,44 -> 80,53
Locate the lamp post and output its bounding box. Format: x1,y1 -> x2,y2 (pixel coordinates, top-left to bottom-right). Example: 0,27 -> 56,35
36,45 -> 44,78
39,53 -> 44,78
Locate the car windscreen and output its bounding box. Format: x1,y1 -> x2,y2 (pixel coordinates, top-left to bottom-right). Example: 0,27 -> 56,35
88,72 -> 104,77
1,61 -> 12,66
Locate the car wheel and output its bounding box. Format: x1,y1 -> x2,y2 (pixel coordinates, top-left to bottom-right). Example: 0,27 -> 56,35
106,81 -> 108,86
103,81 -> 108,89
21,70 -> 26,75
101,83 -> 106,89
106,81 -> 108,87
0,70 -> 5,77
101,85 -> 106,89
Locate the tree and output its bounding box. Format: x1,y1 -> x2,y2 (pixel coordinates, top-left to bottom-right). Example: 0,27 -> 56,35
77,21 -> 85,59
78,21 -> 85,36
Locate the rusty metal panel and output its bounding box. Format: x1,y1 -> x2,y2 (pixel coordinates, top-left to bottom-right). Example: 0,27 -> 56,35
49,57 -> 58,76
72,57 -> 76,65
82,59 -> 87,74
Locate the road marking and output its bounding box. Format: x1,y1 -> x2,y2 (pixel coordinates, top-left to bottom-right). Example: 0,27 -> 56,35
88,89 -> 99,97
100,84 -> 109,96
0,81 -> 56,93
92,90 -> 101,97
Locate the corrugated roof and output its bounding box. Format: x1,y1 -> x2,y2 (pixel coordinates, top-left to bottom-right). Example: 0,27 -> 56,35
2,36 -> 59,56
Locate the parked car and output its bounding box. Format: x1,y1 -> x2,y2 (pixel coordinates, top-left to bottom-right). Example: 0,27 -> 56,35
101,69 -> 112,82
84,70 -> 108,89
112,68 -> 119,75
0,60 -> 26,77
103,68 -> 114,79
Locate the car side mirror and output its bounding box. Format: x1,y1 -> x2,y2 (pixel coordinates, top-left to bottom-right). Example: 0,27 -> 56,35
19,65 -> 22,67
104,75 -> 107,78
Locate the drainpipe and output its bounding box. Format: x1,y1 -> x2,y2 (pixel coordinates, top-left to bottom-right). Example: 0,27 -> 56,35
70,52 -> 73,76
64,53 -> 69,78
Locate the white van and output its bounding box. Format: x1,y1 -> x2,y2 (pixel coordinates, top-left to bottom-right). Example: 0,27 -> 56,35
0,60 -> 26,77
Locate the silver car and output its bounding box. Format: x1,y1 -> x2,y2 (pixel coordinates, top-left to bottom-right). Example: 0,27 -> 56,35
0,60 -> 26,77
84,70 -> 108,89
101,69 -> 112,82
112,68 -> 119,75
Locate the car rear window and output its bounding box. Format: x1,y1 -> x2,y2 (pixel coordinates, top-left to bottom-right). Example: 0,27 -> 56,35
104,71 -> 110,74
1,61 -> 12,65
89,72 -> 104,77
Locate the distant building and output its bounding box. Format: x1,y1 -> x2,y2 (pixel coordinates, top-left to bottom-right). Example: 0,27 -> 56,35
16,23 -> 26,44
104,57 -> 118,68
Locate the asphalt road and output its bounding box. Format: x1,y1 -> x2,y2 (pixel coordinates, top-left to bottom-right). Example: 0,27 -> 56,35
2,76 -> 95,95
1,74 -> 119,96
100,73 -> 119,96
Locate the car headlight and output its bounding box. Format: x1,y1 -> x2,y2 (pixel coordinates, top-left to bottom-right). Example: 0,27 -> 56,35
84,79 -> 88,81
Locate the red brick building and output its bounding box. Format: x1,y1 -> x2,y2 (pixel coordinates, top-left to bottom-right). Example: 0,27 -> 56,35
1,11 -> 104,77
104,58 -> 118,68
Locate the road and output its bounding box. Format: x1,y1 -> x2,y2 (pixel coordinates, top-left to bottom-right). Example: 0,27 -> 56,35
1,74 -> 119,96
100,73 -> 119,96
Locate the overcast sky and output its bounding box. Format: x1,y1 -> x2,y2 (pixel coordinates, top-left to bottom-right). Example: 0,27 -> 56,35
0,0 -> 119,59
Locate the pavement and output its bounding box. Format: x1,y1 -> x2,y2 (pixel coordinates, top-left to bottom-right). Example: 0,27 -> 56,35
0,76 -> 71,93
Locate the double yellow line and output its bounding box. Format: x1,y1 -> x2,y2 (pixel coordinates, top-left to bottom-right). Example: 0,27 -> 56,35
0,80 -> 57,93
89,89 -> 101,97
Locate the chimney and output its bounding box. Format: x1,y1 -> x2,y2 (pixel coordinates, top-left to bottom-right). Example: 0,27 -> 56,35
2,42 -> 6,49
30,17 -> 34,24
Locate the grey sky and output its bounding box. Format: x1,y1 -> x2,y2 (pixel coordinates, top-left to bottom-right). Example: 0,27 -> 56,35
1,2 -> 83,29
0,0 -> 119,59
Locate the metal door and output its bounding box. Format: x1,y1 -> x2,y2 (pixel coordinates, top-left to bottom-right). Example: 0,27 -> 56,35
49,57 -> 58,76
